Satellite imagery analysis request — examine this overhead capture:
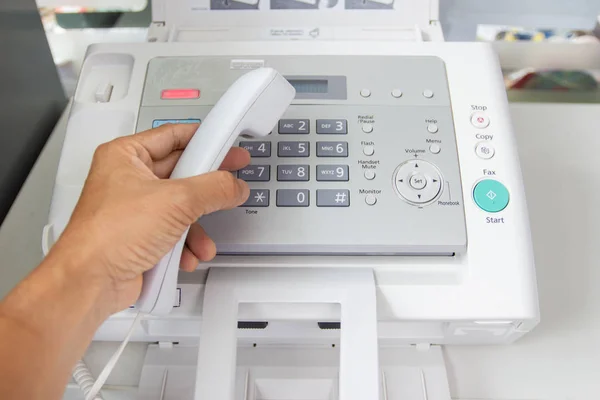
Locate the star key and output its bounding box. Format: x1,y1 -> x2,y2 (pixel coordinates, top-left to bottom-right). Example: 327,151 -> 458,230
242,189 -> 270,207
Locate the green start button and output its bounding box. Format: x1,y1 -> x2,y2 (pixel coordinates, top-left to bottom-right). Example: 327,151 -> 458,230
473,179 -> 509,213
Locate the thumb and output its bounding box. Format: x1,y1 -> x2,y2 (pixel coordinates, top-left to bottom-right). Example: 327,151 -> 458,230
169,170 -> 250,218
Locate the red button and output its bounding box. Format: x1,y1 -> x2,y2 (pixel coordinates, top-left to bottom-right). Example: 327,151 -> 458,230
161,89 -> 200,100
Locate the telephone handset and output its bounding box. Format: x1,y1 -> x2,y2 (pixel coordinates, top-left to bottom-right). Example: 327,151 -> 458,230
136,67 -> 296,315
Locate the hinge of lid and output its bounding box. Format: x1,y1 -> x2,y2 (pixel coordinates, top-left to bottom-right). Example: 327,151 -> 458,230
416,343 -> 432,351
147,22 -> 169,43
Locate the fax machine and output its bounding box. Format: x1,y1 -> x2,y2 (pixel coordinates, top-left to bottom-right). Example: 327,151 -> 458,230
43,0 -> 539,398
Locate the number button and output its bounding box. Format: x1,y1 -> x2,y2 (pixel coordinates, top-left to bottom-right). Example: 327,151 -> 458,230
276,189 -> 309,207
316,142 -> 348,157
239,141 -> 271,157
238,165 -> 270,181
316,165 -> 349,181
277,165 -> 309,181
278,141 -> 310,157
279,119 -> 310,134
316,119 -> 347,134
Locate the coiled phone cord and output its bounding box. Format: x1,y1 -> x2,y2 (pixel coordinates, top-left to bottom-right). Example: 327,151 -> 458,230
72,360 -> 102,400
73,312 -> 143,400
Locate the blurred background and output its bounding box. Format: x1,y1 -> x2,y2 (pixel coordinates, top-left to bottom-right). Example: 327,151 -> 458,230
34,0 -> 600,103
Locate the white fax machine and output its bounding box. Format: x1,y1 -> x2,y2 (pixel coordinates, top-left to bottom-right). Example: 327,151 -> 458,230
44,0 -> 539,398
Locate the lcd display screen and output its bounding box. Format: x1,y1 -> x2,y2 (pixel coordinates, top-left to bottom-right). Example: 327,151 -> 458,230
287,79 -> 329,94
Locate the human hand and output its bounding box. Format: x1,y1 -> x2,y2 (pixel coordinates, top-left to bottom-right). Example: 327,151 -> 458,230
50,123 -> 250,315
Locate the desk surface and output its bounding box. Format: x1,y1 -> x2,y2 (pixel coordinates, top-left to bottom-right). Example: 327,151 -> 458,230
1,102 -> 600,399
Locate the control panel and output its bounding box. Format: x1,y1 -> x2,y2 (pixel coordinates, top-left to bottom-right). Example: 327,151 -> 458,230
135,55 -> 468,255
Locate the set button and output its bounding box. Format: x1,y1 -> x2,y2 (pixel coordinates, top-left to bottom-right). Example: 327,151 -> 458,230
473,179 -> 509,213
409,173 -> 427,190
393,160 -> 443,205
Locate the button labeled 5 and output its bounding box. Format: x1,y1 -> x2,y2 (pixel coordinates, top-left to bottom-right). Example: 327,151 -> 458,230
278,141 -> 309,157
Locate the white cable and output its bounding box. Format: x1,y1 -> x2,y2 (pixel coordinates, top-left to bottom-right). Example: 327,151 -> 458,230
73,312 -> 143,400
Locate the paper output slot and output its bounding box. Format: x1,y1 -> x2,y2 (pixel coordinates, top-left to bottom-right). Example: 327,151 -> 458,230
195,268 -> 379,400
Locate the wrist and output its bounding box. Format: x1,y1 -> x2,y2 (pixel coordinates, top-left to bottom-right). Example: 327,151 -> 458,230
42,236 -> 116,322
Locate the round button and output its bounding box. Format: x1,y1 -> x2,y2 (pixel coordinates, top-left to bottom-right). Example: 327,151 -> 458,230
475,142 -> 495,159
471,112 -> 490,129
391,89 -> 403,98
363,145 -> 375,156
360,89 -> 371,98
423,90 -> 434,98
409,173 -> 427,190
364,170 -> 376,180
365,194 -> 377,206
362,124 -> 373,133
427,124 -> 438,133
429,144 -> 441,154
393,160 -> 443,205
473,179 -> 509,213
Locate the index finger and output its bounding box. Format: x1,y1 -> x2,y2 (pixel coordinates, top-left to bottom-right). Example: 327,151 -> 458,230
132,123 -> 199,161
